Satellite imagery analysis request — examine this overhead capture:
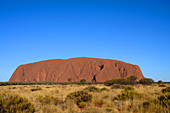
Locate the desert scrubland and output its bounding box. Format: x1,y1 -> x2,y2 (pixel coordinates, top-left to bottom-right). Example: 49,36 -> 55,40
0,83 -> 169,113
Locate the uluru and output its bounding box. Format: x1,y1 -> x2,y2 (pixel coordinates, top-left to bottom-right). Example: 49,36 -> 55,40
9,57 -> 144,82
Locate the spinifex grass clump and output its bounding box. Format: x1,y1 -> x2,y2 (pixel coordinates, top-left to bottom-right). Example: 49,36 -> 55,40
142,93 -> 170,112
0,93 -> 35,113
155,93 -> 170,107
124,85 -> 135,91
65,90 -> 92,108
36,95 -> 63,106
162,87 -> 170,93
158,84 -> 167,87
30,87 -> 42,91
113,91 -> 143,101
83,86 -> 100,92
100,87 -> 109,92
113,85 -> 141,101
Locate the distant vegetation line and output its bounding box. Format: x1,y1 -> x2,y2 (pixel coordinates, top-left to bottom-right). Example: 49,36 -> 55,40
0,81 -> 169,86
1,76 -> 169,86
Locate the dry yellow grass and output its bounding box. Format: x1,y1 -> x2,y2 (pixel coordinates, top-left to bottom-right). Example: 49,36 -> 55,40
0,83 -> 169,113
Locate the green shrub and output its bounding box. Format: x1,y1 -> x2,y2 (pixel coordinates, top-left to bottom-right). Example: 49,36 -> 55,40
79,79 -> 86,85
157,94 -> 170,107
100,87 -> 109,92
143,102 -> 150,109
30,87 -> 42,91
142,93 -> 170,112
84,86 -> 100,92
0,93 -> 35,113
142,100 -> 169,113
0,82 -> 9,86
68,78 -> 72,82
127,75 -> 138,83
104,78 -> 127,86
104,80 -> 115,86
65,90 -> 92,108
156,94 -> 170,107
124,85 -> 135,91
155,93 -> 170,107
139,78 -> 154,85
161,87 -> 170,93
78,102 -> 87,108
116,78 -> 128,84
36,95 -> 63,105
158,80 -> 162,83
159,84 -> 167,87
113,91 -> 142,100
80,79 -> 86,83
62,82 -> 69,85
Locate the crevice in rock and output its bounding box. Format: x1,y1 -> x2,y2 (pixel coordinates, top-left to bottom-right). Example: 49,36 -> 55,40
92,75 -> 97,82
99,65 -> 104,71
119,68 -> 121,72
115,63 -> 117,67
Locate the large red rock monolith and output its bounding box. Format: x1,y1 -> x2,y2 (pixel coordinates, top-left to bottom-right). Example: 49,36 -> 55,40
9,57 -> 144,82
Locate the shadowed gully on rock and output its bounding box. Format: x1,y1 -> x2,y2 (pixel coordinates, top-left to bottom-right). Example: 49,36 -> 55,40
9,57 -> 144,82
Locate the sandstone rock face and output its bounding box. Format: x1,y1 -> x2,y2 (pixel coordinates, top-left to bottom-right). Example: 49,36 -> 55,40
9,57 -> 144,82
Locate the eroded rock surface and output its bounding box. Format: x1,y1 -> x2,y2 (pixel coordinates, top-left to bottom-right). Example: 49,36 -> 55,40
9,57 -> 144,82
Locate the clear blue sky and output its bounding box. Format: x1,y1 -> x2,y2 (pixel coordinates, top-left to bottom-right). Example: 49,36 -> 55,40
0,0 -> 170,82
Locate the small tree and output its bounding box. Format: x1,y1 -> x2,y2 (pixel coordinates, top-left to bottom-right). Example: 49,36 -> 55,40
127,75 -> 138,83
139,78 -> 154,85
80,79 -> 86,84
158,80 -> 162,84
68,78 -> 72,82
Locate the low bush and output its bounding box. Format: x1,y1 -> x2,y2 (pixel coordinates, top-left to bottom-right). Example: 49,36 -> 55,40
0,93 -> 35,113
124,85 -> 135,91
139,78 -> 154,85
30,87 -> 42,91
113,91 -> 142,101
0,82 -> 9,86
159,84 -> 167,87
158,80 -> 162,83
143,102 -> 150,109
78,102 -> 87,108
141,93 -> 170,113
162,87 -> 170,93
36,95 -> 63,105
104,78 -> 127,86
65,90 -> 92,108
127,75 -> 138,83
104,80 -> 115,86
100,87 -> 109,92
79,79 -> 86,85
155,94 -> 170,107
83,86 -> 100,92
61,82 -> 69,85
9,87 -> 17,89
